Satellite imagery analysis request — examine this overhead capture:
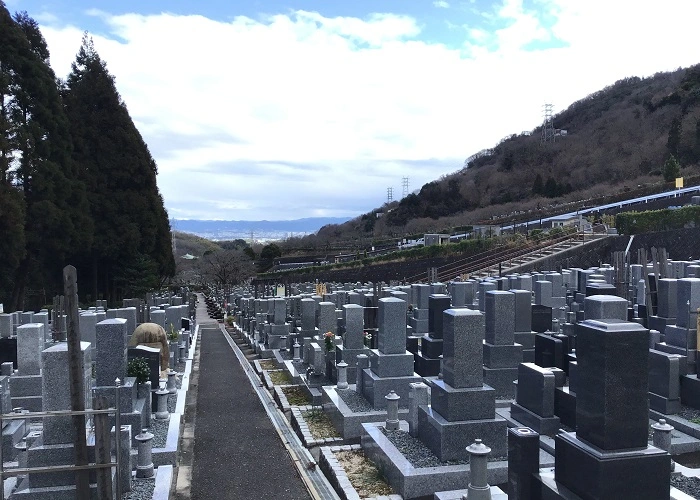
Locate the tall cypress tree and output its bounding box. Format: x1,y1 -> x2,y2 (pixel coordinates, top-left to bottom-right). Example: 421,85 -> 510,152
0,4 -> 91,309
63,34 -> 174,302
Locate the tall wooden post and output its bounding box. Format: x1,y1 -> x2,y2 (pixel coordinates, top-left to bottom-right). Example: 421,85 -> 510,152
63,265 -> 90,497
93,395 -> 113,499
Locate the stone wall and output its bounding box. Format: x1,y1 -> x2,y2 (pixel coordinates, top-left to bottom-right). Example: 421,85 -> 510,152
257,227 -> 700,285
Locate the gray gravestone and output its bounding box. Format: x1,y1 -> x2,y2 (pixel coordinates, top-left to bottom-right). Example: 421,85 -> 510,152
16,323 -> 44,376
95,319 -> 128,387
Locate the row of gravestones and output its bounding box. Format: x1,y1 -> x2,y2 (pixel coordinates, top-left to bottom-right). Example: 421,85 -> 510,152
0,296 -> 193,498
224,263 -> 700,498
227,286 -> 678,499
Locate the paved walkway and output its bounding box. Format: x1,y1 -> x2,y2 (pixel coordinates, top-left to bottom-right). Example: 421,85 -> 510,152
189,296 -> 311,500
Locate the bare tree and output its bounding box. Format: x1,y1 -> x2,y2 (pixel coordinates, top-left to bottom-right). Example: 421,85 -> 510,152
198,248 -> 255,294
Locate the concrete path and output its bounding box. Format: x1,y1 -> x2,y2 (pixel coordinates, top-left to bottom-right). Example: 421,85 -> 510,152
188,298 -> 311,500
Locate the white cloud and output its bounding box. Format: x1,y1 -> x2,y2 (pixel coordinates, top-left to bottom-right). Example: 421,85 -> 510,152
36,4 -> 700,220
433,1 -> 450,8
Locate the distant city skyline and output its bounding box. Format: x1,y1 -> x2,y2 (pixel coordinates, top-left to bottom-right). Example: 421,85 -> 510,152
9,0 -> 700,220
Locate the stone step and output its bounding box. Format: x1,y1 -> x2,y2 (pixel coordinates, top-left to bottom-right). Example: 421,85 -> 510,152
11,395 -> 42,412
3,418 -> 26,460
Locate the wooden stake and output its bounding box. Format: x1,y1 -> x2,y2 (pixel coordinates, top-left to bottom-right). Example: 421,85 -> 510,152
63,265 -> 90,497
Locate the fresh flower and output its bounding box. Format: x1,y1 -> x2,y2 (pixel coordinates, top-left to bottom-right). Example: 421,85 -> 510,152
324,331 -> 335,351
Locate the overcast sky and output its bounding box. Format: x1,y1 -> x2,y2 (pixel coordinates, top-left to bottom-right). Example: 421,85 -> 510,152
7,0 -> 700,221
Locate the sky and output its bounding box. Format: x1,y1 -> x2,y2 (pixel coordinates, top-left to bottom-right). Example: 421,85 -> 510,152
6,0 -> 700,221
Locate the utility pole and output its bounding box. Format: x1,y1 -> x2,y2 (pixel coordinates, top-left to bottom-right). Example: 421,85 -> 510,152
402,177 -> 410,198
387,187 -> 393,203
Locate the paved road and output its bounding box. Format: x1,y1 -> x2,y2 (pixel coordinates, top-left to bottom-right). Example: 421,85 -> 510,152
190,319 -> 311,500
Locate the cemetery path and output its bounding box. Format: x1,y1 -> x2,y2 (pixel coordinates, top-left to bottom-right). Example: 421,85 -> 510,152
189,323 -> 312,500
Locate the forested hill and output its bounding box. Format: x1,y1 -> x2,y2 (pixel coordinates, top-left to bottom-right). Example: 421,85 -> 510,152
0,5 -> 175,309
307,64 -> 700,244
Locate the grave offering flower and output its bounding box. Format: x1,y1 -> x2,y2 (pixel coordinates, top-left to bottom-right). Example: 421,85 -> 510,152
364,331 -> 372,348
324,331 -> 335,351
167,323 -> 178,341
127,357 -> 151,384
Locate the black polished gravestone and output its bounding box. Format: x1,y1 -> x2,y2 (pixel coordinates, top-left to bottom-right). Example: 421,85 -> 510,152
534,334 -> 563,369
508,427 -> 540,500
127,345 -> 162,387
0,338 -> 17,369
584,282 -> 617,297
531,305 -> 552,333
550,319 -> 671,500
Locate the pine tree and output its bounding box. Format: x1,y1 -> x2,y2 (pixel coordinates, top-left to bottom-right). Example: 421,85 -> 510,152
63,34 -> 174,302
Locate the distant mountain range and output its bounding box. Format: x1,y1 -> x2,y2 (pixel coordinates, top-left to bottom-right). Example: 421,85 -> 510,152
172,217 -> 352,241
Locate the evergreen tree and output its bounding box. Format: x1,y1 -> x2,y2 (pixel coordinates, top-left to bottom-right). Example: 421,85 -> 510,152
0,4 -> 92,309
663,154 -> 681,182
667,116 -> 682,157
63,34 -> 174,302
532,173 -> 544,195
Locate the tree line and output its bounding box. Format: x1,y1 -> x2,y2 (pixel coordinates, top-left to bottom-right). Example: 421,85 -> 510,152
0,3 -> 175,310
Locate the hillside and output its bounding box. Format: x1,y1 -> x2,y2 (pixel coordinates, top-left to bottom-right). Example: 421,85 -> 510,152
291,64 -> 700,250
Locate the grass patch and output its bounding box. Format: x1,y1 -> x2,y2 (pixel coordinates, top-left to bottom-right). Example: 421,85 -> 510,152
258,359 -> 277,370
268,370 -> 292,385
282,386 -> 311,406
690,417 -> 700,425
302,409 -> 340,439
334,449 -> 393,497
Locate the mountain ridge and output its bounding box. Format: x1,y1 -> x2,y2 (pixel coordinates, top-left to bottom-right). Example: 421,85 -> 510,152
172,217 -> 352,240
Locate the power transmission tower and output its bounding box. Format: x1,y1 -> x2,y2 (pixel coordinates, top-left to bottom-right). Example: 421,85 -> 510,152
387,187 -> 393,202
541,103 -> 555,144
402,177 -> 410,197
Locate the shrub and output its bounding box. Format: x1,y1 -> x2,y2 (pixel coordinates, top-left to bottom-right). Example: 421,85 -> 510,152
127,358 -> 151,384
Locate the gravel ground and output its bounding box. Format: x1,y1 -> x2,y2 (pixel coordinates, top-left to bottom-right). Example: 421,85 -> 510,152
151,416 -> 169,448
122,476 -> 155,500
381,428 -> 506,468
167,393 -> 177,413
336,388 -> 374,412
678,406 -> 700,422
671,475 -> 700,499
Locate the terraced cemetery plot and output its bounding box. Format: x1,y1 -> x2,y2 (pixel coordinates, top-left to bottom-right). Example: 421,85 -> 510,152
334,449 -> 393,497
302,409 -> 340,439
282,386 -> 311,406
268,370 -> 292,385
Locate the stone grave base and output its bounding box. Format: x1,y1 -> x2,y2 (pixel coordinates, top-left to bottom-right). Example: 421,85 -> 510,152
554,431 -> 671,500
523,349 -> 535,363
361,370 -> 423,409
2,419 -> 26,460
413,351 -> 440,377
510,403 -> 561,435
483,366 -> 519,398
680,375 -> 700,409
12,479 -> 103,500
649,391 -> 682,415
554,386 -> 576,429
417,406 -> 508,461
360,421 -> 508,500
534,469 -> 696,500
26,441 -> 97,488
322,386 -> 408,441
10,374 -> 42,411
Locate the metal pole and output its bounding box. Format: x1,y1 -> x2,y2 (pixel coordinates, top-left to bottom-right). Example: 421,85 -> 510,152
115,378 -> 122,500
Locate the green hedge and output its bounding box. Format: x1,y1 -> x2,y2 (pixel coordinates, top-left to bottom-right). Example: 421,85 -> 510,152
616,205 -> 700,234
